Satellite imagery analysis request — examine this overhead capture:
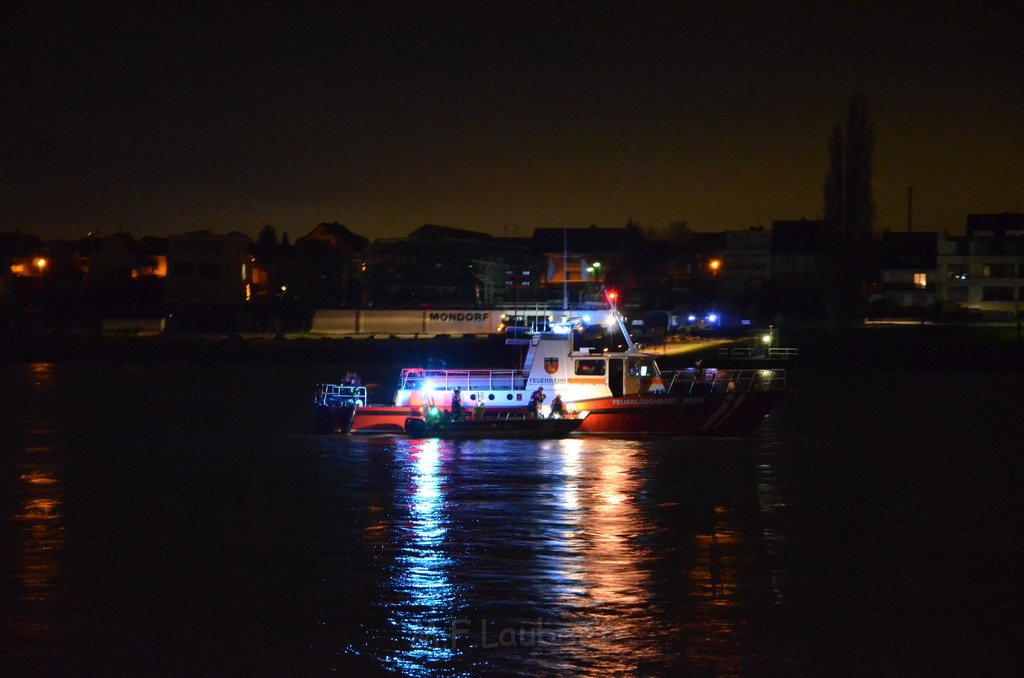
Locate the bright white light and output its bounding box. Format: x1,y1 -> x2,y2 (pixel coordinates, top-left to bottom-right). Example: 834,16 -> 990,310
551,324 -> 571,334
582,314 -> 592,323
761,334 -> 772,344
540,404 -> 552,418
603,314 -> 616,328
687,314 -> 697,322
707,314 -> 718,323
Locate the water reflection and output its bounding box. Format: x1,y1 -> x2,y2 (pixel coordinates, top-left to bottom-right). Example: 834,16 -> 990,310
2,363 -> 68,666
381,439 -> 459,676
348,436 -> 770,675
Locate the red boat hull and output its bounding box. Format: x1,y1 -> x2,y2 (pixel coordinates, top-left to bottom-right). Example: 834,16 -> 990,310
345,391 -> 781,436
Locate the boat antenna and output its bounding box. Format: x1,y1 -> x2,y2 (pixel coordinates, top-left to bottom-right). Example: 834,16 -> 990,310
562,226 -> 569,311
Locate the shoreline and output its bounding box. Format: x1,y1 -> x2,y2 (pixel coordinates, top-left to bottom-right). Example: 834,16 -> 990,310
2,325 -> 1022,372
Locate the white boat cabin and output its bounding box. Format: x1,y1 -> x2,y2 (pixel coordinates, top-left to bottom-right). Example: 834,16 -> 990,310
392,333 -> 665,413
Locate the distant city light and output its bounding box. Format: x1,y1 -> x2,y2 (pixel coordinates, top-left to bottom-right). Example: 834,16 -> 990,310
709,259 -> 721,273
687,314 -> 697,322
34,257 -> 47,271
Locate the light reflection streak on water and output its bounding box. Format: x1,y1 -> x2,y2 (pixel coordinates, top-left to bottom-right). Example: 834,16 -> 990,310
4,363 -> 67,659
683,506 -> 744,674
755,427 -> 789,607
382,438 -> 458,677
546,440 -> 667,674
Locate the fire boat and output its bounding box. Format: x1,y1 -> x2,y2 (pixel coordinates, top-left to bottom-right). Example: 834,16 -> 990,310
314,311 -> 785,436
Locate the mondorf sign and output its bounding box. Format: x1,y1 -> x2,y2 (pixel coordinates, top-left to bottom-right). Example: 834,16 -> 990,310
425,311 -> 496,332
428,312 -> 491,322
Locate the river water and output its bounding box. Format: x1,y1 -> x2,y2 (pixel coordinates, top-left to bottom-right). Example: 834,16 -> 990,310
1,362 -> 1021,676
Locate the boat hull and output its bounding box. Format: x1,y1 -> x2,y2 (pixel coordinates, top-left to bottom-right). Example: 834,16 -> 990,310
348,391 -> 781,436
315,405 -> 357,434
404,416 -> 584,439
572,391 -> 782,435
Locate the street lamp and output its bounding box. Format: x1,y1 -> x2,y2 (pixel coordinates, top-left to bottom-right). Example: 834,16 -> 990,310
708,259 -> 721,275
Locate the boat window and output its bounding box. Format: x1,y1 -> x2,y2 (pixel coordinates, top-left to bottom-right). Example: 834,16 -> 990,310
627,358 -> 659,378
575,359 -> 606,376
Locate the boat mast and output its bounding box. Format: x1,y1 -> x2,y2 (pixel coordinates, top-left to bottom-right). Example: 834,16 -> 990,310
562,226 -> 568,310
602,287 -> 635,352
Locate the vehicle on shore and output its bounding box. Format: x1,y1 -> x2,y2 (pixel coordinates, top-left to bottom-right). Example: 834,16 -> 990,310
314,313 -> 785,436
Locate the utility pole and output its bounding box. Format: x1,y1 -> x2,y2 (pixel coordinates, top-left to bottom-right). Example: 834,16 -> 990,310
907,186 -> 913,232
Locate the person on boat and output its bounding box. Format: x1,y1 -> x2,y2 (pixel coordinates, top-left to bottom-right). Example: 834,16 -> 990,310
451,388 -> 464,420
350,372 -> 362,387
528,386 -> 546,418
550,393 -> 565,418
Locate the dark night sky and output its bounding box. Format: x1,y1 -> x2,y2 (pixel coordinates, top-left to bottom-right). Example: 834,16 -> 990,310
2,1 -> 1022,242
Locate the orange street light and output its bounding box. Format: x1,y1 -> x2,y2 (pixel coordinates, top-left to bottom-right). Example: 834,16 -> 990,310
708,258 -> 721,274
34,257 -> 48,271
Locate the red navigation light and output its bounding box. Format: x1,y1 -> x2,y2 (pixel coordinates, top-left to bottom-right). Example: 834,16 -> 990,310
607,290 -> 618,301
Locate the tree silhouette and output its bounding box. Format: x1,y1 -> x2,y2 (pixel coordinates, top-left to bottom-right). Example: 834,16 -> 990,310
823,93 -> 876,244
821,93 -> 877,326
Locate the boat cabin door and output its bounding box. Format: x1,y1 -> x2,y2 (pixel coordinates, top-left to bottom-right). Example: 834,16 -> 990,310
608,358 -> 624,397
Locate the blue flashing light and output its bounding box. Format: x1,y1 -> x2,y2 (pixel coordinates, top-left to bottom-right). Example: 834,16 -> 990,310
582,314 -> 592,324
687,314 -> 697,322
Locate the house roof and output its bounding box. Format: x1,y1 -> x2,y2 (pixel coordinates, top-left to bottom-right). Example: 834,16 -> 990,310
408,224 -> 494,242
771,219 -> 830,254
299,222 -> 370,253
880,231 -> 937,268
966,213 -> 1024,237
531,225 -> 632,253
686,231 -> 726,254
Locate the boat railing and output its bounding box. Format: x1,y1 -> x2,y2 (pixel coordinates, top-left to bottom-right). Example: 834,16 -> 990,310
399,368 -> 529,392
662,368 -> 786,394
314,383 -> 367,407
